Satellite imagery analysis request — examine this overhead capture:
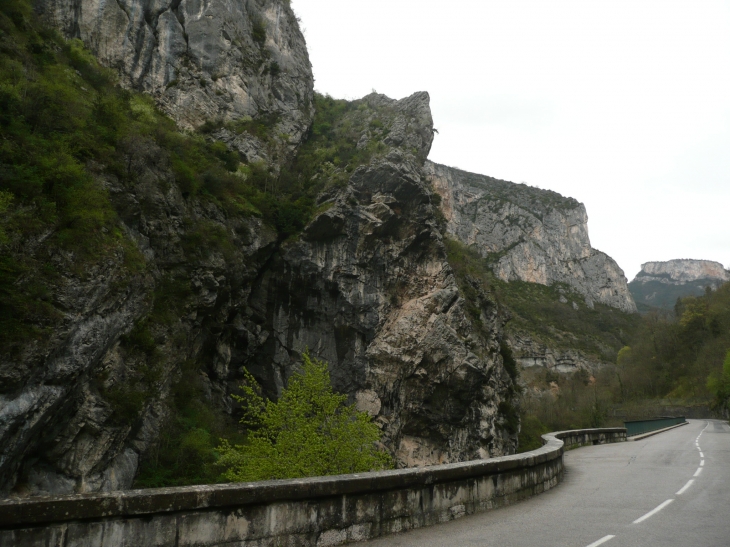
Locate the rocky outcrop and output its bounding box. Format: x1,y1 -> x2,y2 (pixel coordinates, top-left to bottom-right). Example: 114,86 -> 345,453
0,134 -> 278,497
0,90 -> 519,497
223,93 -> 518,468
426,162 -> 637,314
629,259 -> 729,310
34,0 -> 314,164
508,333 -> 604,374
635,259 -> 729,285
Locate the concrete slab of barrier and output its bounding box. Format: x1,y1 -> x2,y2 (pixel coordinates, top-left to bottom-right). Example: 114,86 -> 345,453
0,428 -> 626,547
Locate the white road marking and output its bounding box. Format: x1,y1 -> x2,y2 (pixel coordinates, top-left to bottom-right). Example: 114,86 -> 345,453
676,479 -> 695,495
633,499 -> 674,524
700,460 -> 705,466
585,535 -> 616,547
694,467 -> 703,477
700,452 -> 704,457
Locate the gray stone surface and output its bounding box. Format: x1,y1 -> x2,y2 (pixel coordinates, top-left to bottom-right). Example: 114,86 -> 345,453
635,259 -> 729,285
426,161 -> 637,314
231,92 -> 518,468
629,258 -> 729,310
508,332 -> 605,374
34,0 -> 315,164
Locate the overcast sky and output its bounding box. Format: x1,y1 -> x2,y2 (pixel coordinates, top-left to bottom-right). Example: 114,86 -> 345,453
292,0 -> 730,280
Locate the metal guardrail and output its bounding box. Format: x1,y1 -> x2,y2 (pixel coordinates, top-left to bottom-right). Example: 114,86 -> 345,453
624,416 -> 686,437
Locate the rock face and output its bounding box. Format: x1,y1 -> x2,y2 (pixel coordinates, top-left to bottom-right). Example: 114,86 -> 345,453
0,90 -> 519,497
34,0 -> 314,163
630,259 -> 729,310
0,135 -> 278,496
216,93 -> 519,468
508,333 -> 604,374
426,162 -> 637,314
637,260 -> 729,284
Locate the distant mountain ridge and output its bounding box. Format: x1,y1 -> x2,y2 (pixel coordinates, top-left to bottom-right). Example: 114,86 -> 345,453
629,259 -> 729,311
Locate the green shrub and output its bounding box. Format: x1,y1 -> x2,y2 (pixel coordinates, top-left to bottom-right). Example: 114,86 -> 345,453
517,414 -> 550,452
251,16 -> 266,45
500,341 -> 519,381
217,352 -> 392,481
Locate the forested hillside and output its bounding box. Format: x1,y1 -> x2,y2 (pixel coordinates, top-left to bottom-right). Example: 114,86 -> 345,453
515,280 -> 730,449
618,282 -> 730,413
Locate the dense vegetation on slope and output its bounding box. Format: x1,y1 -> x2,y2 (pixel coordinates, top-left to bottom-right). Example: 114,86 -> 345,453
617,283 -> 730,410
443,238 -> 730,448
629,278 -> 721,312
444,239 -> 640,363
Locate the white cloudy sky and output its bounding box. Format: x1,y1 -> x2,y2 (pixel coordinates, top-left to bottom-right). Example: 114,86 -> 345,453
292,0 -> 730,280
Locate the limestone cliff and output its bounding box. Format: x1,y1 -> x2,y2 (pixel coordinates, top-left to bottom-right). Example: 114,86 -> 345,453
509,333 -> 605,375
0,84 -> 519,495
630,259 -> 730,311
35,0 -> 314,164
426,161 -> 637,314
240,94 -> 517,468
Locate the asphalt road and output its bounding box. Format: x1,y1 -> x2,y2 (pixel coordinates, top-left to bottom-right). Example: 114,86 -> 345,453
363,419 -> 730,547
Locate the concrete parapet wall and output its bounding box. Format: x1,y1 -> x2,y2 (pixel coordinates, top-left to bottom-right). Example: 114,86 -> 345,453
0,428 -> 626,547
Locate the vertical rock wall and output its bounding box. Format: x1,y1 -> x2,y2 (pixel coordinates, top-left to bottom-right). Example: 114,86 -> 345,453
629,259 -> 729,310
426,161 -> 637,314
34,0 -> 314,163
221,94 -> 519,467
0,89 -> 520,496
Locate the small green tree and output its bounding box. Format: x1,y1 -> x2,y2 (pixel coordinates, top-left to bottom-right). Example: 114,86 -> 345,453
0,191 -> 12,244
707,350 -> 730,415
216,352 -> 392,481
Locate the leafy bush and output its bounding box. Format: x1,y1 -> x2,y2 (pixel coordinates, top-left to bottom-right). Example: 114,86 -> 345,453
517,413 -> 550,452
619,282 -> 730,403
217,352 -> 392,481
251,16 -> 267,46
707,350 -> 730,415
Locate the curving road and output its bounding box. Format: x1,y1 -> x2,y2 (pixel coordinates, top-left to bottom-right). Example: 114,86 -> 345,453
363,419 -> 730,547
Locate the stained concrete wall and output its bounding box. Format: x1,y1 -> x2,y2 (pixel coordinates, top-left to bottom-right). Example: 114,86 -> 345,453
0,428 -> 626,547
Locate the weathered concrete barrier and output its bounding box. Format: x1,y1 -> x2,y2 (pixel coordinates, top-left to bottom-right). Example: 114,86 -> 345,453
0,428 -> 625,547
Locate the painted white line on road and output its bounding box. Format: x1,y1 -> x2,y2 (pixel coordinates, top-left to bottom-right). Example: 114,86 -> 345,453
585,535 -> 615,547
700,452 -> 704,457
676,479 -> 694,495
633,499 -> 674,524
693,467 -> 703,477
700,460 -> 705,466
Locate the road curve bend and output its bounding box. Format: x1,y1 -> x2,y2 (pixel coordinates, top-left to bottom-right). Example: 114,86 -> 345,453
362,419 -> 730,547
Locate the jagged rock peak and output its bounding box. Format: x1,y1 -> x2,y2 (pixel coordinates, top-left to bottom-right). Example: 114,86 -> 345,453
34,0 -> 315,163
634,259 -> 730,285
239,90 -> 517,468
425,161 -> 637,313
